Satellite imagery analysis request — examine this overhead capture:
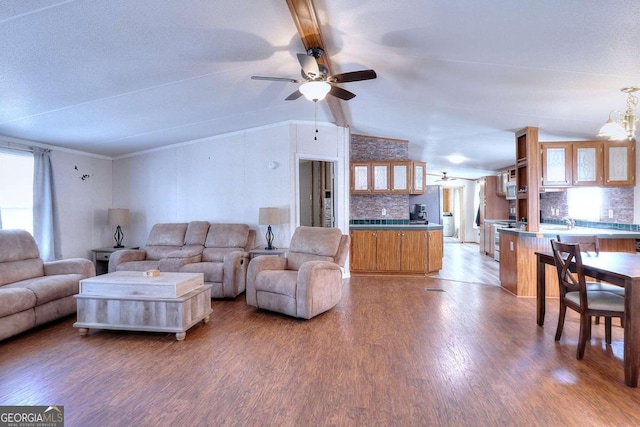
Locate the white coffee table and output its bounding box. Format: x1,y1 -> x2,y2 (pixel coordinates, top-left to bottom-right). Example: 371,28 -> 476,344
74,271 -> 212,341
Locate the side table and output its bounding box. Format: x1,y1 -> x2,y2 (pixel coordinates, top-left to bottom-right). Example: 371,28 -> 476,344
249,247 -> 288,260
91,247 -> 139,275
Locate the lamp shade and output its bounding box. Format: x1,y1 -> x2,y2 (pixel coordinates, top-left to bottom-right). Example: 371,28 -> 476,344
107,208 -> 130,226
258,207 -> 281,225
299,81 -> 331,102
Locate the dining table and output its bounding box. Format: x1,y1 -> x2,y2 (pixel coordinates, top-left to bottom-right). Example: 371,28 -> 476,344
535,250 -> 640,387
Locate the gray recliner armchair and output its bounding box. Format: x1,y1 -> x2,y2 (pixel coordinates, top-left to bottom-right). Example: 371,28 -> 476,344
246,226 -> 350,319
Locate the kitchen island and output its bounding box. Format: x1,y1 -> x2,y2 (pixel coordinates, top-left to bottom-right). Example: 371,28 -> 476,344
498,225 -> 640,297
349,224 -> 443,275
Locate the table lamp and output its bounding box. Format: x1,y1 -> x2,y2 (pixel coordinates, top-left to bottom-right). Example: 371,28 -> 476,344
258,207 -> 281,250
108,208 -> 130,248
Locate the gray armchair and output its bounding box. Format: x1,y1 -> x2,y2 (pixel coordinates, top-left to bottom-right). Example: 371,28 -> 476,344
246,226 -> 350,319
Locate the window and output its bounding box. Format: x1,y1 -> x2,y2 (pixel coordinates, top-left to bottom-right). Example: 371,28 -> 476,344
0,149 -> 34,233
567,187 -> 601,222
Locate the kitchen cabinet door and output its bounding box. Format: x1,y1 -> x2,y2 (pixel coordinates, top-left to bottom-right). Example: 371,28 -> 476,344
410,161 -> 426,194
401,230 -> 427,273
426,229 -> 443,272
572,142 -> 603,186
604,140 -> 635,186
371,162 -> 391,193
390,161 -> 410,193
350,162 -> 371,193
376,230 -> 402,271
541,142 -> 572,187
349,230 -> 377,271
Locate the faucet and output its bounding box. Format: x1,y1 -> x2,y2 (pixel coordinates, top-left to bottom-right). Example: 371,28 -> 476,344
563,216 -> 575,230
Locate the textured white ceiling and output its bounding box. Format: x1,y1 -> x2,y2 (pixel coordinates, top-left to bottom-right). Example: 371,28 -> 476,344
1,0 -> 639,178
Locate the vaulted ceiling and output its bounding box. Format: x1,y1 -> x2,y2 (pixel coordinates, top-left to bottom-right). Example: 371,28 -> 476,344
1,0 -> 639,178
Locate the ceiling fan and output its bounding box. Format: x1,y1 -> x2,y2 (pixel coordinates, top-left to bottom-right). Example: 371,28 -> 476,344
251,47 -> 377,102
435,172 -> 458,182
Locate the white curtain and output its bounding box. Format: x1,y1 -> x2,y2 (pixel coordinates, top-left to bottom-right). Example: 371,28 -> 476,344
33,148 -> 61,261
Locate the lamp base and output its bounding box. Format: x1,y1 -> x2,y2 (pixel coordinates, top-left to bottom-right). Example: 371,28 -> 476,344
113,225 -> 124,249
265,225 -> 276,250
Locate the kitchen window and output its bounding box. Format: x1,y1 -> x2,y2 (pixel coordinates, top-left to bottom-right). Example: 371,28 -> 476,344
567,187 -> 601,221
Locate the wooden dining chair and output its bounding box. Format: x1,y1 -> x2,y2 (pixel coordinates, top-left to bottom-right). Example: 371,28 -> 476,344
556,234 -> 625,326
550,240 -> 625,359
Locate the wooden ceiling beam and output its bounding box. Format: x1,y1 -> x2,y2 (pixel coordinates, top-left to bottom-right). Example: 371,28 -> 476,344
285,0 -> 348,128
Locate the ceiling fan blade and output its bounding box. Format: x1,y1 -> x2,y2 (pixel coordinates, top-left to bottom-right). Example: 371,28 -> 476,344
297,53 -> 321,79
329,69 -> 377,83
328,85 -> 356,101
251,76 -> 300,83
285,90 -> 303,101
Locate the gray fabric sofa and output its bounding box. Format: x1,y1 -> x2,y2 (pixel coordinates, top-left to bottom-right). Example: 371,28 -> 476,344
0,229 -> 96,341
246,226 -> 350,319
109,221 -> 255,298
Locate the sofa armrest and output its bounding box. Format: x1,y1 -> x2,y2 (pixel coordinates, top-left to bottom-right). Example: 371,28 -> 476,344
44,258 -> 96,278
158,253 -> 202,272
296,261 -> 342,319
108,249 -> 146,273
222,250 -> 250,297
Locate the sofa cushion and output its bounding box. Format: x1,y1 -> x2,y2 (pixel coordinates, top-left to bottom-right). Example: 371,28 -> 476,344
185,221 -> 210,245
116,260 -> 160,272
205,224 -> 250,248
0,258 -> 45,287
145,246 -> 184,260
289,226 -> 342,256
255,270 -> 298,297
5,275 -> 81,306
0,287 -> 37,317
180,262 -> 224,283
146,223 -> 188,246
202,247 -> 243,263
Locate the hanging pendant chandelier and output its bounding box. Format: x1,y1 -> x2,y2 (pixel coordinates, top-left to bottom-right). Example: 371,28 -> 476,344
598,87 -> 639,141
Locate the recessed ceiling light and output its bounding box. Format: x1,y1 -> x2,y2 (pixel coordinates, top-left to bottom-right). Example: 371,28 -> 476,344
447,154 -> 465,164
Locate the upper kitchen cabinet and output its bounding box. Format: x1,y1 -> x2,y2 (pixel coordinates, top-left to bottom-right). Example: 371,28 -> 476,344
604,140 -> 635,186
350,161 -> 391,193
540,140 -> 635,188
541,142 -> 572,187
410,161 -> 426,194
351,160 -> 426,194
390,161 -> 410,193
572,142 -> 603,186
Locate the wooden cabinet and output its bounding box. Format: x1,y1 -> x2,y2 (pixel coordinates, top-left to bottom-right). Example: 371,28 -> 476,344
573,142 -> 603,186
541,142 -> 572,187
390,161 -> 409,193
540,140 -> 635,188
410,161 -> 426,194
349,228 -> 442,274
351,160 -> 426,194
515,127 -> 540,232
495,168 -> 515,196
479,223 -> 494,256
604,140 -> 635,186
350,162 -> 390,193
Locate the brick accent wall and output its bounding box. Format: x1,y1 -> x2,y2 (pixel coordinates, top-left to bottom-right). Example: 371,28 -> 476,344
350,134 -> 410,220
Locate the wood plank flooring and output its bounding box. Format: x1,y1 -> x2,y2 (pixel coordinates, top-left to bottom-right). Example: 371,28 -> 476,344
1,242 -> 639,426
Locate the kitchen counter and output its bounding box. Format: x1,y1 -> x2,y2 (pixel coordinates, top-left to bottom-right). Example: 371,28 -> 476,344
498,225 -> 638,297
499,225 -> 640,240
350,223 -> 443,231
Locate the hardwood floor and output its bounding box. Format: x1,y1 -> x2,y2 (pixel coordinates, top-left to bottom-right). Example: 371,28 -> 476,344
1,244 -> 639,426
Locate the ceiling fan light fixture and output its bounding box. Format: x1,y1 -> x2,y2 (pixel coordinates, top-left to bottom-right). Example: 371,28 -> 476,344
299,81 -> 331,102
598,87 -> 639,140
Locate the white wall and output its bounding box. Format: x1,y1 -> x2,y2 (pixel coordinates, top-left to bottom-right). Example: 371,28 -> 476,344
50,150 -> 113,258
112,121 -> 350,250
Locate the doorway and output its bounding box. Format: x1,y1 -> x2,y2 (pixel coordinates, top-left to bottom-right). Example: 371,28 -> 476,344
299,160 -> 335,227
442,186 -> 465,242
